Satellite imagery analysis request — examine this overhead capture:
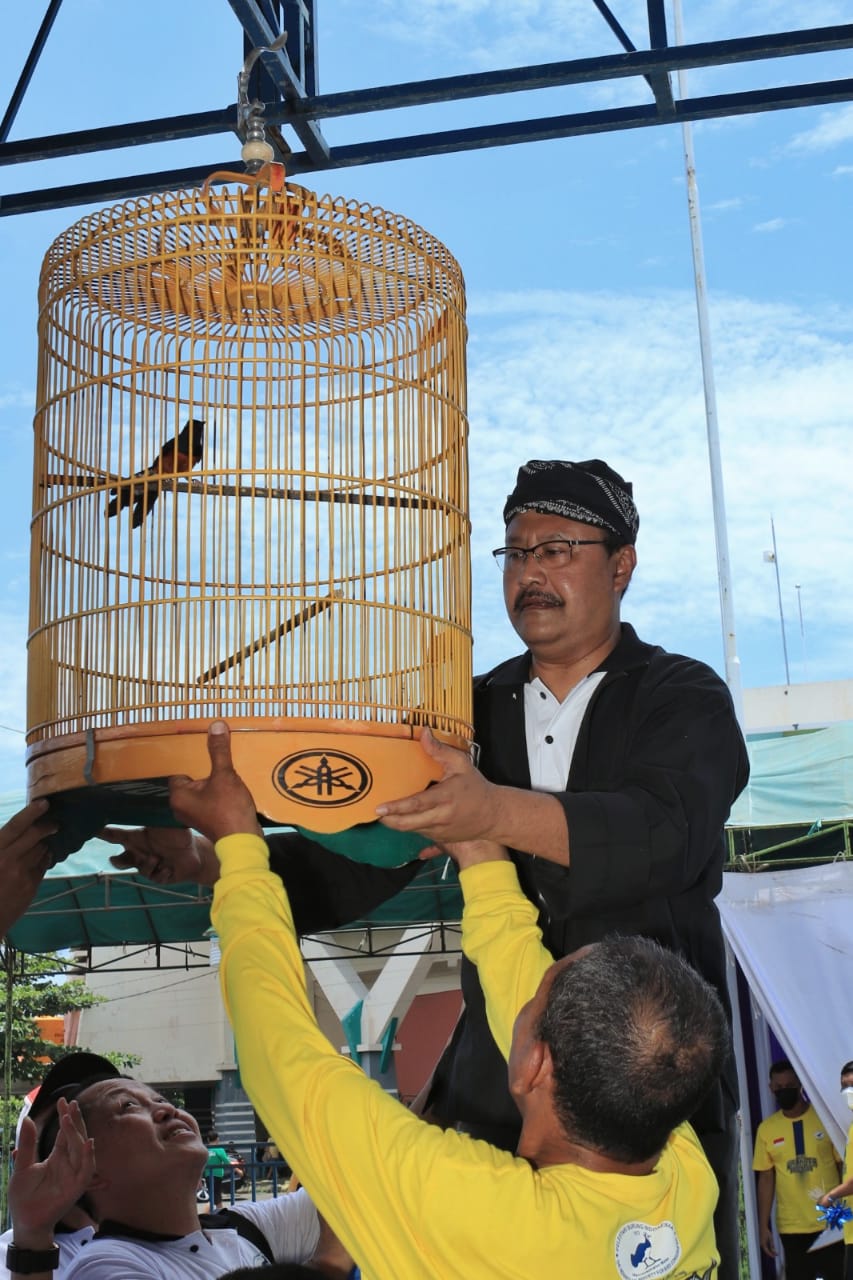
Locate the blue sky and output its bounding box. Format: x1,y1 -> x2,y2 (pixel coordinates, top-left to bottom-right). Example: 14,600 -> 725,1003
1,1 -> 852,782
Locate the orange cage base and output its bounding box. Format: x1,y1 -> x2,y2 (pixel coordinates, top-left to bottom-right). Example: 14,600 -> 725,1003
27,719 -> 470,865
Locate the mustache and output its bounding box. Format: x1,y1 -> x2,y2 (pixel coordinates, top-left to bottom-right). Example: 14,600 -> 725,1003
513,587 -> 562,611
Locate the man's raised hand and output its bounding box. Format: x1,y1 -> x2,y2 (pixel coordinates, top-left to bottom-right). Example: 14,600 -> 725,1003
168,722 -> 262,846
99,825 -> 218,886
0,800 -> 57,938
375,726 -> 503,845
9,1100 -> 95,1246
440,838 -> 511,870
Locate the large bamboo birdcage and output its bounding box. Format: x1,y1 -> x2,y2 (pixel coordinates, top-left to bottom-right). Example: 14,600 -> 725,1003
27,169 -> 472,840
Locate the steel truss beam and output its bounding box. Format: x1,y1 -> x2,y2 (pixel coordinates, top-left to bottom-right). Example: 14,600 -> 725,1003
0,0 -> 64,144
4,70 -> 853,217
1,10 -> 852,216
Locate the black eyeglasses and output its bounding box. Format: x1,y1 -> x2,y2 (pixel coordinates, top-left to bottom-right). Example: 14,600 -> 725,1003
492,539 -> 609,572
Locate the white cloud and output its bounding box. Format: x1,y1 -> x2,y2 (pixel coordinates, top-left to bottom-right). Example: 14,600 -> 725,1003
365,0 -> 850,69
832,164 -> 853,176
788,104 -> 853,154
465,287 -> 853,686
707,197 -> 745,213
356,0 -> 851,109
364,0 -> 609,70
752,218 -> 786,233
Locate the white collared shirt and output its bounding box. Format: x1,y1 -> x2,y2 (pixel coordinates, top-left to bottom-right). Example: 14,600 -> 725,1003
524,671 -> 606,790
60,1188 -> 319,1278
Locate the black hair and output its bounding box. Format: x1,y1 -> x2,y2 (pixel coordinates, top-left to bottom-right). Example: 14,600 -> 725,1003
769,1059 -> 795,1079
537,935 -> 729,1164
840,1061 -> 853,1078
600,531 -> 633,599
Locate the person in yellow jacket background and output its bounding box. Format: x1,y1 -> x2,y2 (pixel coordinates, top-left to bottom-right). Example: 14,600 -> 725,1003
754,1058 -> 844,1280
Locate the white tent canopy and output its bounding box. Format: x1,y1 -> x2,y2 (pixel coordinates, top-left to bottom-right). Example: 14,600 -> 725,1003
720,861 -> 853,1154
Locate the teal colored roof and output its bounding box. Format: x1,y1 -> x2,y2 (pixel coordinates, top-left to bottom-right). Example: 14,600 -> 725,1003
4,827 -> 214,952
1,798 -> 461,954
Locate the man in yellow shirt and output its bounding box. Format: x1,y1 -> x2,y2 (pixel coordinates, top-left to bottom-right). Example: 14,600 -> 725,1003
163,722 -> 729,1280
753,1059 -> 843,1280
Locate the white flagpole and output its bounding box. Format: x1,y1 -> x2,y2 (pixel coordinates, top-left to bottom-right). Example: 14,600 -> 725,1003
671,0 -> 745,731
670,4 -> 757,1277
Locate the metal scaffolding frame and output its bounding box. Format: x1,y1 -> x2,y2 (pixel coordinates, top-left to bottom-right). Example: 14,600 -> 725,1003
2,0 -> 853,215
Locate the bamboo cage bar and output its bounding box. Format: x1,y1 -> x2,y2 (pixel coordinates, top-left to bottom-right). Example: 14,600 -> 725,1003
27,172 -> 472,833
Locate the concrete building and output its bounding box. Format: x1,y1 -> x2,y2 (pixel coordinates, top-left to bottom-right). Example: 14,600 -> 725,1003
75,922 -> 463,1154
743,678 -> 853,734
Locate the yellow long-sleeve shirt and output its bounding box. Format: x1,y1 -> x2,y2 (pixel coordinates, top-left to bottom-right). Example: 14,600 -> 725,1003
213,838 -> 719,1280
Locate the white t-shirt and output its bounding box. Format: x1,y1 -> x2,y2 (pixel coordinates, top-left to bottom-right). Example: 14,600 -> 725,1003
0,1225 -> 95,1279
61,1189 -> 319,1279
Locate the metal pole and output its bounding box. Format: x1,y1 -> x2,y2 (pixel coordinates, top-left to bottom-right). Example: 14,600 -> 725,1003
0,0 -> 65,143
672,9 -> 754,1275
725,939 -> 764,1280
672,0 -> 744,730
769,517 -> 790,686
794,583 -> 808,679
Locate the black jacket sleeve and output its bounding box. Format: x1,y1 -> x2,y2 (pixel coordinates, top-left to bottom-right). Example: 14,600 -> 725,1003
265,831 -> 420,935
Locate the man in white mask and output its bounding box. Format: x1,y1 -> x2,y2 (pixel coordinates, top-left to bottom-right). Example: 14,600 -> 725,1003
753,1059 -> 843,1280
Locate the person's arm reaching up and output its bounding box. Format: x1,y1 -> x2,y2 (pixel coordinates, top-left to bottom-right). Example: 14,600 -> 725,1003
101,821 -> 419,935
0,801 -> 57,937
451,840 -> 553,1061
167,723 -> 549,1280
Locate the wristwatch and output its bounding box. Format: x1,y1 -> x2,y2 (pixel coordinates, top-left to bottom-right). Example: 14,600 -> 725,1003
4,1243 -> 60,1273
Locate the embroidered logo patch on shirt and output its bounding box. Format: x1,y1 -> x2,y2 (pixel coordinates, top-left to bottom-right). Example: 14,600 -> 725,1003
786,1155 -> 818,1174
615,1221 -> 682,1279
772,1137 -> 786,1145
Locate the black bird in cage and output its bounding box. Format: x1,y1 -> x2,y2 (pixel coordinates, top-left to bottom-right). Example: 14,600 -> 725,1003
107,418 -> 205,528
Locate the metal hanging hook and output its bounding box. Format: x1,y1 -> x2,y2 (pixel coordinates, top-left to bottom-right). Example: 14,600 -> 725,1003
237,33 -> 288,173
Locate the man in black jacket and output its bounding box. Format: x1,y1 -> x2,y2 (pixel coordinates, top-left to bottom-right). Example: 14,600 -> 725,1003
376,458 -> 749,1279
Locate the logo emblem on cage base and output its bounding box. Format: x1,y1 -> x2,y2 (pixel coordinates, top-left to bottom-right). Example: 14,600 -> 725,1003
272,749 -> 373,808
